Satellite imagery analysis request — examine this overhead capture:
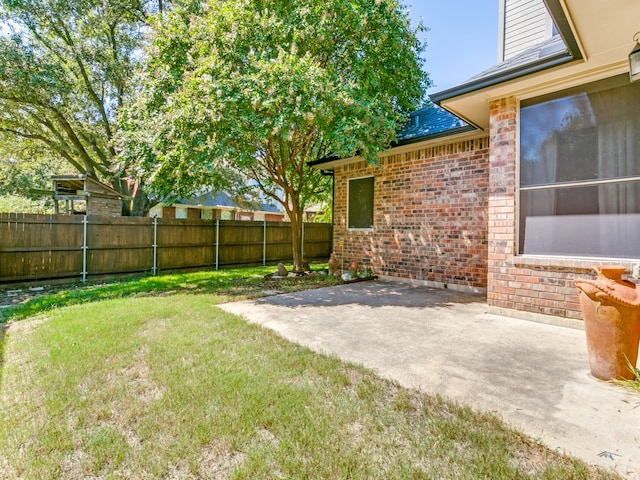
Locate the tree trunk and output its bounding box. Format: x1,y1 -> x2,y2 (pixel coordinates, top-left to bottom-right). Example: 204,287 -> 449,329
109,177 -> 154,217
286,201 -> 304,273
131,187 -> 154,217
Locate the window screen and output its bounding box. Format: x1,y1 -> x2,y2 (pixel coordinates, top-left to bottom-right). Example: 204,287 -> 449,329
519,74 -> 640,258
348,177 -> 374,229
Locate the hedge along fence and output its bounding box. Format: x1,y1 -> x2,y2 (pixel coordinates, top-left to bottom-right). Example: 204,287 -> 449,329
0,213 -> 332,284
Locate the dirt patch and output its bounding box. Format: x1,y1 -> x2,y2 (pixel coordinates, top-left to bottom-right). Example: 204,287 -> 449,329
0,283 -> 78,309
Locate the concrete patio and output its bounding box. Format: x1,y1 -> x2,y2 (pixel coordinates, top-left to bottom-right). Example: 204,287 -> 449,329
219,280 -> 640,478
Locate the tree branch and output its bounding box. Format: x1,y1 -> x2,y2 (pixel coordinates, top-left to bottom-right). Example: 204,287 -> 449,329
0,126 -> 85,172
47,105 -> 98,177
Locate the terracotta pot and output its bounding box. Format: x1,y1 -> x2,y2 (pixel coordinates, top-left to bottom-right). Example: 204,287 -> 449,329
575,266 -> 640,380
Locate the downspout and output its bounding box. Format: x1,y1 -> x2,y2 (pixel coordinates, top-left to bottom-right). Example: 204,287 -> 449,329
321,169 -> 335,254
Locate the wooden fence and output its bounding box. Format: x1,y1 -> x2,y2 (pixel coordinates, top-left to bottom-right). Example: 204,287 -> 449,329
0,213 -> 332,283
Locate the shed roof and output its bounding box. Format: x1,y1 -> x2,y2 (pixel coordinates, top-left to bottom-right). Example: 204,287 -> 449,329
52,174 -> 125,198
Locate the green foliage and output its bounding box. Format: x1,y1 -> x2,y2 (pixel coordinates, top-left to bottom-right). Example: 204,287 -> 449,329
0,143 -> 67,198
0,194 -> 54,213
120,0 -> 428,268
0,0 -> 167,215
312,202 -> 333,223
615,358 -> 640,396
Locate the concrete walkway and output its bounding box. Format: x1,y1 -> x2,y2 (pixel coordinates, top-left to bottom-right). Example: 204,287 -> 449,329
219,281 -> 640,478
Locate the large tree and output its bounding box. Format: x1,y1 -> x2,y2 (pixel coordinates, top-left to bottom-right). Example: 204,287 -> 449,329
123,0 -> 428,269
0,139 -> 64,195
0,0 -> 166,215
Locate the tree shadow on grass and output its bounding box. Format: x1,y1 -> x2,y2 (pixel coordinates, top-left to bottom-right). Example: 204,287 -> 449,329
0,269 -> 339,323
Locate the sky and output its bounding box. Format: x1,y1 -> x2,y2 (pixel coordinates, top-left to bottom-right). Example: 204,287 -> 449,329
406,0 -> 499,94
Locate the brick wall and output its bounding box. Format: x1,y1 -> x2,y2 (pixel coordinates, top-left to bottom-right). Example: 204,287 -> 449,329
162,207 -> 176,219
487,97 -> 638,321
487,97 -> 518,310
186,208 -> 201,219
265,213 -> 284,222
332,138 -> 490,291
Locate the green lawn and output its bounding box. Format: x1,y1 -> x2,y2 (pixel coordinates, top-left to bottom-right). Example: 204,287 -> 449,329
0,265 -> 338,322
0,271 -> 621,479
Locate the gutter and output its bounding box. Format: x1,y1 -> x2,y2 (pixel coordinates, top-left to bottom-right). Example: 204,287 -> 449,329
430,50 -> 574,104
543,0 -> 583,62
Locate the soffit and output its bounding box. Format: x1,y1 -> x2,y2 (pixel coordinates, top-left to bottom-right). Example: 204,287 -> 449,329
564,0 -> 640,62
436,0 -> 640,130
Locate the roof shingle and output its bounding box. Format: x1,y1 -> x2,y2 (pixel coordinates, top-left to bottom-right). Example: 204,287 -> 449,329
397,103 -> 469,142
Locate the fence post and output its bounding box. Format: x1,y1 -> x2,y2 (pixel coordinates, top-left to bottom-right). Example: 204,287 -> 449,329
81,215 -> 88,283
215,219 -> 220,271
263,219 -> 267,266
302,221 -> 305,260
152,217 -> 158,276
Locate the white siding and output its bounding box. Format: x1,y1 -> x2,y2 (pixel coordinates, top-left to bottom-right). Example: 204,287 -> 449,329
175,207 -> 187,219
149,205 -> 163,218
500,0 -> 552,61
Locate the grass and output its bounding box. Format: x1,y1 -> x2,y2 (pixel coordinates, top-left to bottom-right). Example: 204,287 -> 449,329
0,265 -> 337,323
615,358 -> 640,395
0,270 -> 622,479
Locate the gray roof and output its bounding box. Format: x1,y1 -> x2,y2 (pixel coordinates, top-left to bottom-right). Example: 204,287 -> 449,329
431,34 -> 572,103
308,102 -> 473,167
397,103 -> 471,142
310,21 -> 576,169
179,192 -> 281,213
467,35 -> 567,83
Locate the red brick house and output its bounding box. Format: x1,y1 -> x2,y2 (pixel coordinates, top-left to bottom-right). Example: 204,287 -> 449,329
149,192 -> 286,221
311,0 -> 640,324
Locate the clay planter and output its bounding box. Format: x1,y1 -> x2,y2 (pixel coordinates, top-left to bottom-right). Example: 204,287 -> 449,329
575,266 -> 640,381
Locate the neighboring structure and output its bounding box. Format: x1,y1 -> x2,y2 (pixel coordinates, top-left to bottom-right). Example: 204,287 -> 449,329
150,192 -> 327,223
149,192 -> 286,222
311,0 -> 640,323
52,175 -> 124,216
302,204 -> 327,222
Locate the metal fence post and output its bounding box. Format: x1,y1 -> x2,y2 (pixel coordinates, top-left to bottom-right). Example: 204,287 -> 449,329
152,217 -> 158,276
215,219 -> 220,271
81,215 -> 88,283
263,219 -> 267,266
